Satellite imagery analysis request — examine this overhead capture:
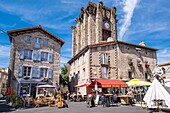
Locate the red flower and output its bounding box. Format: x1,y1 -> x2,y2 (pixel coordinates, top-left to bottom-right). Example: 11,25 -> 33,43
145,63 -> 150,67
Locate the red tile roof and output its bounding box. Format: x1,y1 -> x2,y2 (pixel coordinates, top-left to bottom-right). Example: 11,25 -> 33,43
7,25 -> 64,46
159,62 -> 170,67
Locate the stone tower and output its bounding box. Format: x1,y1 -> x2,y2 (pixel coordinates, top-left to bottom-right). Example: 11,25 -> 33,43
71,1 -> 117,56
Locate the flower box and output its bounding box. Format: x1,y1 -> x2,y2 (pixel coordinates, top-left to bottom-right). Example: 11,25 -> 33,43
145,63 -> 150,67
137,63 -> 142,67
128,62 -> 133,65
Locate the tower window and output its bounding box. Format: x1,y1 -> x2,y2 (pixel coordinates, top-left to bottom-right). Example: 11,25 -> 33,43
102,29 -> 111,41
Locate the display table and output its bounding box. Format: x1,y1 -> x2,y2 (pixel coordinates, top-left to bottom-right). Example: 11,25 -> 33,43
118,95 -> 132,105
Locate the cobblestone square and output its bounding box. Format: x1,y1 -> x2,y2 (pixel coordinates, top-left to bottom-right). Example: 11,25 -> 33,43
1,102 -> 168,113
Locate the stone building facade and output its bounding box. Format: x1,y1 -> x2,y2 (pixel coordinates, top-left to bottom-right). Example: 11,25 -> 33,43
0,68 -> 8,95
68,1 -> 157,96
8,26 -> 64,97
71,1 -> 117,57
159,62 -> 170,78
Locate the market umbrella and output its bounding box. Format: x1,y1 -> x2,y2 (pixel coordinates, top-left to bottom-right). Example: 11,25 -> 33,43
126,79 -> 151,87
143,78 -> 170,108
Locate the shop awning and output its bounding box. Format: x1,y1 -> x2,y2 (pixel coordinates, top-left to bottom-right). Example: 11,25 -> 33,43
89,79 -> 128,88
74,82 -> 90,88
36,84 -> 55,88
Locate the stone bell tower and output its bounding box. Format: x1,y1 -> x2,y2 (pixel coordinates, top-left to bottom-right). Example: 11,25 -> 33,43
71,1 -> 118,56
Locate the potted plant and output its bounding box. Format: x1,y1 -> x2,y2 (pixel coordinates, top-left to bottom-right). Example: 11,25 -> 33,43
10,91 -> 19,108
137,63 -> 142,67
128,59 -> 133,66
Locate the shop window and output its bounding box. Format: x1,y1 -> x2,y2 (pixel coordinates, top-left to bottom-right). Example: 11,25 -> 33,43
20,83 -> 30,96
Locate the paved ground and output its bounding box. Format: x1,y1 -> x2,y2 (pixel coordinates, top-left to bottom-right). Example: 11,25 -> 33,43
0,102 -> 170,113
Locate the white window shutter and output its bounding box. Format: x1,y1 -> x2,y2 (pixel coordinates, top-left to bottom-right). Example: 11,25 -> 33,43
18,66 -> 23,77
47,68 -> 52,79
48,53 -> 53,63
19,49 -> 24,59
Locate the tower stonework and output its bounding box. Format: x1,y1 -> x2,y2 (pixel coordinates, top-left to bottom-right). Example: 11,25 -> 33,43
71,1 -> 117,56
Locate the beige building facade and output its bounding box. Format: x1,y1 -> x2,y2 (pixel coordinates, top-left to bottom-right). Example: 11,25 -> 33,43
159,62 -> 170,78
8,26 -> 64,97
68,1 -> 158,96
0,68 -> 8,95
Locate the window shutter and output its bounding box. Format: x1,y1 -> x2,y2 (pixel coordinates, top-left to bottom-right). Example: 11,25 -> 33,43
34,38 -> 41,48
32,50 -> 37,61
18,66 -> 23,77
31,67 -> 36,78
47,68 -> 52,79
48,53 -> 53,63
37,67 -> 40,78
19,49 -> 24,59
101,53 -> 104,64
37,51 -> 41,61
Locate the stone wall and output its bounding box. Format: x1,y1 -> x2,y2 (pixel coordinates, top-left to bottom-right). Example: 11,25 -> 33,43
117,43 -> 157,80
9,30 -> 61,91
71,2 -> 117,56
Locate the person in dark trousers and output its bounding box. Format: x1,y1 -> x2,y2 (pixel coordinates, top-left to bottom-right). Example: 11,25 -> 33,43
20,91 -> 26,108
91,96 -> 95,107
102,95 -> 107,107
127,89 -> 134,106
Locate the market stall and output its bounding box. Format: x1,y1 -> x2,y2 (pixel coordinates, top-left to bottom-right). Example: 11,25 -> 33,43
34,84 -> 56,107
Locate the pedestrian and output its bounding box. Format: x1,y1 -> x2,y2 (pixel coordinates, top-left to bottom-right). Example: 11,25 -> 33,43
20,90 -> 26,108
102,95 -> 106,107
127,89 -> 134,106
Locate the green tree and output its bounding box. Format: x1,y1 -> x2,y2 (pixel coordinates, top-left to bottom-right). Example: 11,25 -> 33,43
60,65 -> 68,87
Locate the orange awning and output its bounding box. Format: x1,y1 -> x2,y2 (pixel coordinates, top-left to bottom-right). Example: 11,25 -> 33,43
89,79 -> 128,88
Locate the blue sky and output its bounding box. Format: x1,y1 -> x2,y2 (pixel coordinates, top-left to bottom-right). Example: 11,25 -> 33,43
0,0 -> 170,68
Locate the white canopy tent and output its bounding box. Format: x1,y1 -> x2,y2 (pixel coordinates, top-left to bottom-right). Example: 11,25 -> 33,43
36,84 -> 55,97
143,78 -> 170,108
36,84 -> 55,88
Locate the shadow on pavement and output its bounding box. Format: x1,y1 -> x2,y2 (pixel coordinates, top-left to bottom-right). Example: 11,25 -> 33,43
0,103 -> 15,112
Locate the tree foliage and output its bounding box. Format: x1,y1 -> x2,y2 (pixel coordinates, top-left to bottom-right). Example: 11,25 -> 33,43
60,65 -> 68,87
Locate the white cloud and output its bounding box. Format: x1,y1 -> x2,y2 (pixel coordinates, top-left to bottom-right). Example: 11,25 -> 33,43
0,45 -> 10,58
0,1 -> 79,33
62,48 -> 72,53
157,47 -> 170,64
118,0 -> 139,40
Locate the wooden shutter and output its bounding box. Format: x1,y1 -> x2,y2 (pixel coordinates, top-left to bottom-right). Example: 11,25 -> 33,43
19,49 -> 24,59
48,53 -> 53,63
18,66 -> 23,77
47,68 -> 52,78
101,53 -> 104,64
